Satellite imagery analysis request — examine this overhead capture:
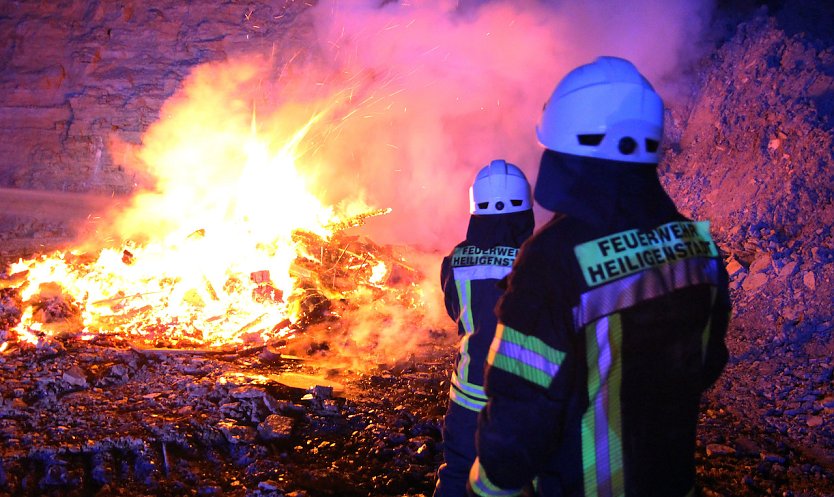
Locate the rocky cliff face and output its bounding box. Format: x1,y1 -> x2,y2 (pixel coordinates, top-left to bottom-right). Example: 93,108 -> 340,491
0,0 -> 311,193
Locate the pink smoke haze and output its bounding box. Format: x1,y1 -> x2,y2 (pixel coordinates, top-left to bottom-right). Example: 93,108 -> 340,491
103,0 -> 715,255
302,0 -> 716,250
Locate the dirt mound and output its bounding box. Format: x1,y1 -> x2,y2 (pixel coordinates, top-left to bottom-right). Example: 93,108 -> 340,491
665,11 -> 834,324
661,6 -> 834,493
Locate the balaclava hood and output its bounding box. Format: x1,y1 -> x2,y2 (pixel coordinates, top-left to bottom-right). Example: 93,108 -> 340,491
534,149 -> 677,224
465,209 -> 535,251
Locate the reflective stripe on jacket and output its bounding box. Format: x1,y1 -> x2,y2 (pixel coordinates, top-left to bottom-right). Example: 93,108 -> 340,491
441,210 -> 535,413
442,244 -> 519,411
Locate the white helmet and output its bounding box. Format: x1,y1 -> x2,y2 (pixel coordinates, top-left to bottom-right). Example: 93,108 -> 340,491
536,56 -> 664,163
469,160 -> 532,215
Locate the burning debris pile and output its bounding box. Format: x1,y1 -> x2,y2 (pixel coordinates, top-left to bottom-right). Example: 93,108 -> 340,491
0,32 -> 459,492
0,49 -> 447,362
0,207 -> 426,356
0,95 -> 449,496
0,190 -> 448,496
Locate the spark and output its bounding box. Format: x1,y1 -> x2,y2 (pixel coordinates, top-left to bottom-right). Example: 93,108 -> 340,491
340,108 -> 359,121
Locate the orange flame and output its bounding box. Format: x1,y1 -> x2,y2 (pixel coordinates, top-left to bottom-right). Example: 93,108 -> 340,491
7,60 -> 395,350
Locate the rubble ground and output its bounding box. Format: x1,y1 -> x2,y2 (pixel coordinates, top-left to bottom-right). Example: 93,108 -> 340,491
0,335 -> 450,497
0,332 -> 833,497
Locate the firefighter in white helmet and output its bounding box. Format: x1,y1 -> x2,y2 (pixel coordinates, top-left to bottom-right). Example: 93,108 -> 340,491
467,57 -> 731,497
434,160 -> 535,497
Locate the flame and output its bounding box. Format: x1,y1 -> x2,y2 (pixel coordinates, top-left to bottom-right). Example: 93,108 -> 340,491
3,60 -> 410,351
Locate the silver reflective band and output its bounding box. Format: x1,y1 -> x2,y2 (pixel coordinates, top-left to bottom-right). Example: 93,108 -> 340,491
453,264 -> 513,282
573,257 -> 722,329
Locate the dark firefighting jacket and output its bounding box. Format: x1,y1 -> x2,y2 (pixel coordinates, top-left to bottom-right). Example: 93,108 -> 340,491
468,152 -> 731,497
441,210 -> 535,412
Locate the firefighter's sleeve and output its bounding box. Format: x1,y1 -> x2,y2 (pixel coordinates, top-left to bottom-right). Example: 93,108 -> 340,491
468,244 -> 573,496
440,253 -> 461,322
702,263 -> 731,388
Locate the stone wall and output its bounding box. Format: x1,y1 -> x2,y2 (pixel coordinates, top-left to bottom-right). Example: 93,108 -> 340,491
0,0 -> 312,194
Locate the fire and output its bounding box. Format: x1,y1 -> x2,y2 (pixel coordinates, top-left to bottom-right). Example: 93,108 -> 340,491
1,60 -> 420,353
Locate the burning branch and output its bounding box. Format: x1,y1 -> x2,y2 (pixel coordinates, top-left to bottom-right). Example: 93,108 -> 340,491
0,210 -> 424,353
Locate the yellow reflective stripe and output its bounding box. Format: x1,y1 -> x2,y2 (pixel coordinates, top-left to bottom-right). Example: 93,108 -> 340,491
488,324 -> 565,388
582,320 -> 600,497
468,459 -> 523,497
581,315 -> 625,497
455,279 -> 474,387
498,326 -> 565,365
449,384 -> 487,412
451,370 -> 487,399
457,329 -> 473,384
607,315 -> 625,495
450,370 -> 487,412
455,279 -> 474,335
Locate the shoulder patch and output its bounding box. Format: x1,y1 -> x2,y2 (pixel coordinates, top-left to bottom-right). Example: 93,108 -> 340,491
451,245 -> 519,269
574,221 -> 719,287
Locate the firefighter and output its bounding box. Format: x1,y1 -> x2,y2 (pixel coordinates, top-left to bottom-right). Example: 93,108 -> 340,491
434,159 -> 535,497
467,56 -> 731,497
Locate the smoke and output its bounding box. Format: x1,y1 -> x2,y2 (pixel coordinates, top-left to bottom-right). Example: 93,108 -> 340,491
302,0 -> 717,250
276,250 -> 451,373
89,0 -> 717,368
265,0 -> 717,368
105,0 -> 717,252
